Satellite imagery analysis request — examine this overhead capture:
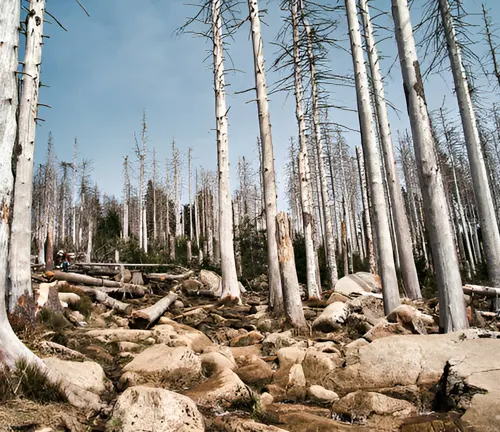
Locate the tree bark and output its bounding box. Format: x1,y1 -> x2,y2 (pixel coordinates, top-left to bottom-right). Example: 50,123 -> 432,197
439,0 -> 500,286
276,212 -> 308,333
248,0 -> 284,312
346,0 -> 400,314
129,292 -> 178,329
212,0 -> 240,300
359,0 -> 421,299
290,0 -> 321,299
392,0 -> 468,331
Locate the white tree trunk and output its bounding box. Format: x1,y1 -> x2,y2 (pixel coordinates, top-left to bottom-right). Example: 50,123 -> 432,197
72,139 -> 78,247
248,0 -> 284,311
212,0 -> 240,300
291,0 -> 321,299
392,0 -> 468,331
359,0 -> 421,299
152,148 -> 158,242
8,0 -> 45,310
86,221 -> 93,263
143,207 -> 148,254
346,0 -> 400,313
439,0 -> 500,285
233,198 -> 243,278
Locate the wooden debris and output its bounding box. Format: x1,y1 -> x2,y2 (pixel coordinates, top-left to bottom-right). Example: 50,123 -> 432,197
463,284 -> 500,298
129,292 -> 178,329
69,285 -> 133,314
145,270 -> 194,282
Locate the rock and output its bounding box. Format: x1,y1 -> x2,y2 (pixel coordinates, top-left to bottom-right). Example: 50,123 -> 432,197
249,274 -> 268,291
85,328 -> 152,344
400,413 -> 466,432
181,279 -> 203,295
265,384 -> 287,402
302,347 -> 343,388
182,308 -> 209,327
307,385 -> 339,404
199,270 -> 221,295
442,343 -> 500,432
235,356 -> 273,387
334,272 -> 381,297
347,295 -> 385,323
331,330 -> 499,396
110,386 -> 204,432
173,300 -> 185,310
230,344 -> 263,360
326,292 -> 349,304
229,330 -> 264,347
267,411 -> 367,432
345,338 -> 369,350
118,341 -> 141,353
312,341 -> 341,355
66,310 -> 87,327
286,364 -> 307,400
262,330 -> 303,355
238,281 -> 247,294
43,357 -> 111,395
121,345 -> 202,388
333,391 -> 417,420
153,320 -> 213,353
201,351 -> 236,377
264,403 -> 331,420
312,302 -> 350,333
386,304 -> 433,334
277,346 -> 306,370
184,369 -> 252,409
211,417 -> 287,432
58,292 -> 81,306
260,392 -> 274,407
362,319 -> 413,342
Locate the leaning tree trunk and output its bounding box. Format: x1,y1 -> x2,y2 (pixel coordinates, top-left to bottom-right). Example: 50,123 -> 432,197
8,0 -> 45,310
248,0 -> 284,312
359,0 -> 421,299
301,7 -> 338,291
276,212 -> 308,334
291,0 -> 321,299
439,0 -> 500,286
212,0 -> 240,300
346,0 -> 400,314
392,0 -> 468,331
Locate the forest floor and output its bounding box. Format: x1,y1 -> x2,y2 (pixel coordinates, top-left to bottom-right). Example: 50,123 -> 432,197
2,269 -> 500,432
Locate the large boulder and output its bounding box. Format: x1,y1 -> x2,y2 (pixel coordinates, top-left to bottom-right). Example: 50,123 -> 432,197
277,346 -> 306,370
302,347 -> 343,388
235,355 -> 273,387
43,357 -> 111,396
201,348 -> 237,377
273,364 -> 307,400
331,330 -> 500,396
184,369 -> 252,409
110,386 -> 204,432
307,385 -> 339,404
121,345 -> 202,388
333,272 -> 381,297
211,417 -> 287,432
153,319 -> 213,353
198,270 -> 221,296
312,302 -> 350,333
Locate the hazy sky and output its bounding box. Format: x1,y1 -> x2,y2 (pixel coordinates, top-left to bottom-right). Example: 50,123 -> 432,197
34,0 -> 500,209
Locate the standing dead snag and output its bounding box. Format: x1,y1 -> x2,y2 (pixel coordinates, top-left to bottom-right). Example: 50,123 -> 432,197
392,0 -> 468,331
276,212 -> 308,333
8,0 -> 45,311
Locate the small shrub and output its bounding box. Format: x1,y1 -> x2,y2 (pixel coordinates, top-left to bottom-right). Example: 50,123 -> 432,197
73,295 -> 94,318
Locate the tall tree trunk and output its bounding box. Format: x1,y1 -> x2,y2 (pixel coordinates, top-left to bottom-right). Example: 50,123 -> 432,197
290,0 -> 321,299
143,208 -> 148,254
86,221 -> 93,263
346,0 -> 400,313
212,0 -> 240,300
392,0 -> 468,331
187,147 -> 193,261
439,0 -> 500,286
359,0 -> 420,299
233,198 -> 243,278
248,0 -> 284,311
8,0 -> 45,310
356,146 -> 376,273
152,148 -> 158,242
72,139 -> 78,247
123,156 -> 130,240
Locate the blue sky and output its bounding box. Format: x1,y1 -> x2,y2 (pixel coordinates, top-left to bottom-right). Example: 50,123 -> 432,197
34,0 -> 500,209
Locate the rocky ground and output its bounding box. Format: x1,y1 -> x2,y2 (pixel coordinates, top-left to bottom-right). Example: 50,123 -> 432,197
2,270 -> 500,432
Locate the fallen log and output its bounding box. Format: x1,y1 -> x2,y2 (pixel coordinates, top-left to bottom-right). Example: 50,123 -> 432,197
69,285 -> 132,314
463,284 -> 500,298
128,292 -> 178,329
52,271 -> 122,287
144,270 -> 194,282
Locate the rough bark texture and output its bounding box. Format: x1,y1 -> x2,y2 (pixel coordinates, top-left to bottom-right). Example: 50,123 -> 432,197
212,0 -> 240,300
392,0 -> 468,331
346,0 -> 400,314
439,0 -> 500,286
248,0 -> 284,312
276,212 -> 308,333
359,0 -> 421,300
291,0 -> 321,299
8,0 -> 45,310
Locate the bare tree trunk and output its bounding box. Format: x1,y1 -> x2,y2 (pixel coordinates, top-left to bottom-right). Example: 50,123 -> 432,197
346,0 -> 400,313
86,221 -> 93,263
233,198 -> 243,278
143,207 -> 148,254
248,0 -> 284,311
136,115 -> 147,251
356,147 -> 376,273
123,156 -> 130,240
276,212 -> 308,333
187,148 -> 193,262
152,147 -> 158,242
212,0 -> 240,300
72,139 -> 78,247
359,0 -> 420,299
439,0 -> 500,286
290,0 -> 321,299
392,0 -> 468,331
